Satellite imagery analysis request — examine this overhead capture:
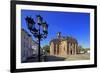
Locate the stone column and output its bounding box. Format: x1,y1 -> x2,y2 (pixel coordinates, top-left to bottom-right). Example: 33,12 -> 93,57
72,43 -> 74,55
65,42 -> 67,56
77,44 -> 79,54
74,44 -> 76,55
67,45 -> 69,55
67,42 -> 68,55
73,43 -> 75,55
68,45 -> 69,55
50,44 -> 53,55
56,44 -> 58,55
69,43 -> 71,55
76,44 -> 78,54
53,44 -> 55,55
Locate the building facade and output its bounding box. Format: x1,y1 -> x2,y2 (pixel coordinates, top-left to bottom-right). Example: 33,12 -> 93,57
31,40 -> 39,55
50,32 -> 79,57
21,29 -> 38,62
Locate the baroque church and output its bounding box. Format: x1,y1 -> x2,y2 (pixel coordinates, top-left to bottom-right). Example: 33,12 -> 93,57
50,32 -> 80,57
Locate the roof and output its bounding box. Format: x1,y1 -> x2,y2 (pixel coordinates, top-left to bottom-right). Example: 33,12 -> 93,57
62,36 -> 78,43
21,28 -> 31,37
50,36 -> 78,44
21,28 -> 38,44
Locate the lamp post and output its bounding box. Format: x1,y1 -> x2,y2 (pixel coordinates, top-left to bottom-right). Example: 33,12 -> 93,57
25,15 -> 48,62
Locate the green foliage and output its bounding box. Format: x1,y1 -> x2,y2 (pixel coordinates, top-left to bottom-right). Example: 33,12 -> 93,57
42,45 -> 50,53
78,45 -> 84,51
79,45 -> 90,53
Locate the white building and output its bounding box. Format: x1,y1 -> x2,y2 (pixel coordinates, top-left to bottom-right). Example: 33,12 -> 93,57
21,29 -> 45,62
31,40 -> 38,55
21,29 -> 38,62
31,40 -> 44,56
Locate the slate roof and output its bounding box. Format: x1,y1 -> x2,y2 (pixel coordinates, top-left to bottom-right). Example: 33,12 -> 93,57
50,36 -> 78,45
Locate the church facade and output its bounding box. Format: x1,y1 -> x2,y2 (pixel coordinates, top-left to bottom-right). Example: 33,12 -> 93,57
50,32 -> 80,57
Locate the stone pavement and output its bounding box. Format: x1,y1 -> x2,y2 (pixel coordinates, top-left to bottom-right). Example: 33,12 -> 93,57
22,53 -> 90,63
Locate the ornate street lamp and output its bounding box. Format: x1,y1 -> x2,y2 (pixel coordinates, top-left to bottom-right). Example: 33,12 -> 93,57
25,16 -> 35,30
42,22 -> 48,38
25,15 -> 48,62
37,15 -> 43,25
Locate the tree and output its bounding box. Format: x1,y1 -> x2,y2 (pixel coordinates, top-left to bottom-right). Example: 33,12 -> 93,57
78,45 -> 90,54
42,45 -> 50,53
84,48 -> 90,53
78,45 -> 85,53
78,45 -> 83,51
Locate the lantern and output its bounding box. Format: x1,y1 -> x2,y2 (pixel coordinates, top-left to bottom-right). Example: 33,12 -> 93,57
25,16 -> 35,30
37,15 -> 43,25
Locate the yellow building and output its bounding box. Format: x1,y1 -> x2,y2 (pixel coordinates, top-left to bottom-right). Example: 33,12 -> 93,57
50,32 -> 79,57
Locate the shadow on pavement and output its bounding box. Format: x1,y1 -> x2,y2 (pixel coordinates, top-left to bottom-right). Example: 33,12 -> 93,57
45,55 -> 66,62
22,55 -> 66,63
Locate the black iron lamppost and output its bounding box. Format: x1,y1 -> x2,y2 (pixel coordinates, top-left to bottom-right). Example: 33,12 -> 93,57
25,15 -> 48,62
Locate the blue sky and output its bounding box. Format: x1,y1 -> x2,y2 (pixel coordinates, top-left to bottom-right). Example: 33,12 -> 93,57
21,9 -> 90,48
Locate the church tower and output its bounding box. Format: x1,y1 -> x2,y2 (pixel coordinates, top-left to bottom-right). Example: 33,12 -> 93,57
57,32 -> 61,39
57,32 -> 61,55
